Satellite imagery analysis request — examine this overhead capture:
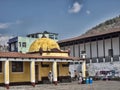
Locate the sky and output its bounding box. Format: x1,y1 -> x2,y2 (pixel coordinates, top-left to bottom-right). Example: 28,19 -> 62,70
0,0 -> 120,40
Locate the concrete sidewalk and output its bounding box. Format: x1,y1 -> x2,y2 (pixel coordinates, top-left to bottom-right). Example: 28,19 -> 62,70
0,81 -> 120,90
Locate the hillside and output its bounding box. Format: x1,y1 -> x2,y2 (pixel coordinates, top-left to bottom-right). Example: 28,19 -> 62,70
84,15 -> 120,35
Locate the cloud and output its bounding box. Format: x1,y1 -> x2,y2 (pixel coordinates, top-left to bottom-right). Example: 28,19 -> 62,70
0,35 -> 13,46
86,10 -> 91,15
0,20 -> 22,29
15,20 -> 23,24
0,23 -> 10,29
69,2 -> 82,13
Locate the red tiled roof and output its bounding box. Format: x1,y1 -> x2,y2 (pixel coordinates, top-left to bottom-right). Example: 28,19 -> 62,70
0,52 -> 82,61
58,28 -> 120,43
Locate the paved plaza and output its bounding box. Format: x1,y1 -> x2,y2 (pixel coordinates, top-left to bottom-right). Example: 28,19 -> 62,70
0,81 -> 120,90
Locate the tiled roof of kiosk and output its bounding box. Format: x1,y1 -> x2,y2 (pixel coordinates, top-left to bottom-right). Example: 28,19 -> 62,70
0,52 -> 81,60
58,28 -> 120,43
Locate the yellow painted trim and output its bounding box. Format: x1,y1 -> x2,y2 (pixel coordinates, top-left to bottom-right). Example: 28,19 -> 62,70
42,52 -> 68,57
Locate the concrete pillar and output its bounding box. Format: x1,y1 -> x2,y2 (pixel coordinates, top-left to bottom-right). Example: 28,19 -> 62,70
82,60 -> 86,78
96,58 -> 99,63
52,61 -> 57,85
30,61 -> 35,87
81,54 -> 86,78
4,60 -> 9,89
90,59 -> 92,63
111,57 -> 113,62
103,58 -> 105,62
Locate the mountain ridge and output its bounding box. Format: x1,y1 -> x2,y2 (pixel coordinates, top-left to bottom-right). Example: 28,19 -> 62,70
83,15 -> 120,36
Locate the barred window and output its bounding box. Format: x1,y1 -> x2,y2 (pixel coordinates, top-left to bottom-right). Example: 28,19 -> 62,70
49,34 -> 54,39
22,42 -> 26,47
19,42 -> 21,47
12,62 -> 23,72
62,63 -> 69,67
0,61 -> 2,72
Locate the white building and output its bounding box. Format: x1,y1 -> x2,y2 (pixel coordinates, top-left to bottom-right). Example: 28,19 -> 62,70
58,29 -> 120,77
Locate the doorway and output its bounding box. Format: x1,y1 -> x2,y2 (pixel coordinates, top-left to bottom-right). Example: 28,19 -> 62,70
57,64 -> 60,81
35,65 -> 39,83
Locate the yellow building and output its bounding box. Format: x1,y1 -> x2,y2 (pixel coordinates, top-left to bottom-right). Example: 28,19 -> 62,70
0,36 -> 86,89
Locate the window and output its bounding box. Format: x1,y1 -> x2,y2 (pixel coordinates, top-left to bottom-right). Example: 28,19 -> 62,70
0,61 -> 2,72
55,35 -> 58,40
41,62 -> 49,67
49,34 -> 54,39
108,49 -> 113,57
19,42 -> 21,47
62,63 -> 69,67
12,62 -> 23,72
75,62 -> 79,64
81,50 -> 86,54
22,42 -> 26,47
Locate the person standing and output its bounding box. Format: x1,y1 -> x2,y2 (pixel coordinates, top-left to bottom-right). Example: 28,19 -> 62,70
78,71 -> 82,84
48,71 -> 53,83
74,70 -> 78,80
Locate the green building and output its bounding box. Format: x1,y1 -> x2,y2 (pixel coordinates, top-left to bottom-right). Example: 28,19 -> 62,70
8,31 -> 58,53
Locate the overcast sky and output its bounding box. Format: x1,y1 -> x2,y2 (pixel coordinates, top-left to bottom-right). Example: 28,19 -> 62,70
0,0 -> 120,40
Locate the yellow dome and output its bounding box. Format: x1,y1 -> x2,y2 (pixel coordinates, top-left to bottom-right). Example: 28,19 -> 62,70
29,38 -> 60,52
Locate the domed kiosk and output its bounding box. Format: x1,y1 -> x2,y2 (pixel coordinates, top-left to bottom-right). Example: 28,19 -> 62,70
28,36 -> 73,85
28,36 -> 69,57
0,35 -> 86,89
29,37 -> 60,52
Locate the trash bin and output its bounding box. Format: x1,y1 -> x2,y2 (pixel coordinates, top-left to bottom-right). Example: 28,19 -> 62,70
89,77 -> 93,84
86,77 -> 89,84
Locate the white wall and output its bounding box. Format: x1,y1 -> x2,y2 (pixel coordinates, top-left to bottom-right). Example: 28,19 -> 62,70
98,40 -> 104,57
60,36 -> 120,58
80,43 -> 84,52
91,41 -> 97,58
65,46 -> 69,50
69,64 -> 82,77
60,47 -> 65,50
105,39 -> 111,56
75,44 -> 79,57
113,37 -> 119,56
87,61 -> 120,77
69,45 -> 73,57
11,43 -> 15,51
86,42 -> 90,58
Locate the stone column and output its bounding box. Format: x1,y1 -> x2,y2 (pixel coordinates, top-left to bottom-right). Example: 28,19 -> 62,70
4,60 -> 9,89
30,61 -> 35,87
52,61 -> 57,85
82,60 -> 86,78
